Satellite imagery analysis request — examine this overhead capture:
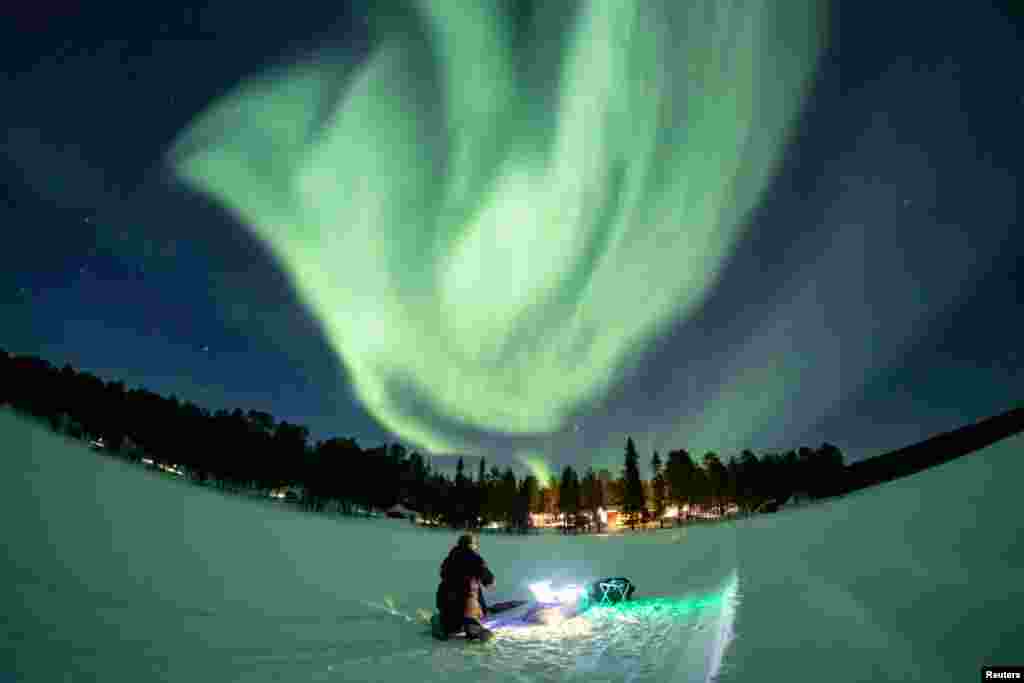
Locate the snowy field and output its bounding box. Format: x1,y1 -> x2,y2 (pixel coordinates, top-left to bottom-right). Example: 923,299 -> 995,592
2,410 -> 1021,682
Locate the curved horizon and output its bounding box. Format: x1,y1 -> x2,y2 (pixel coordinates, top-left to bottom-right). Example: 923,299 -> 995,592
2,409 -> 1020,681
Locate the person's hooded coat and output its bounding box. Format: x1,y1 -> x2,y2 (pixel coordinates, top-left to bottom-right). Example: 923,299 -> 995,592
436,544 -> 495,626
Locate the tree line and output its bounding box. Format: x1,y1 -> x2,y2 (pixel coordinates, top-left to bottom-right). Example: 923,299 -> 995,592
2,349 -> 849,530
549,435 -> 846,531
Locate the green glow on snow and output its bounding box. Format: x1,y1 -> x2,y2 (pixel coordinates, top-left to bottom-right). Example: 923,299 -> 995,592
171,1 -> 824,454
589,593 -> 725,620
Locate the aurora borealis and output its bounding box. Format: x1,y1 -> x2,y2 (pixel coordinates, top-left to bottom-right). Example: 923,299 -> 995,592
171,1 -> 823,456
3,0 -> 1021,476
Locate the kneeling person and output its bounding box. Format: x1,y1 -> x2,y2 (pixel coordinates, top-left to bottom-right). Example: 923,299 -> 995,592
433,533 -> 495,641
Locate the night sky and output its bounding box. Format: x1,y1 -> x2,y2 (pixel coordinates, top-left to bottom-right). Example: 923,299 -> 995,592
3,1 -> 1021,479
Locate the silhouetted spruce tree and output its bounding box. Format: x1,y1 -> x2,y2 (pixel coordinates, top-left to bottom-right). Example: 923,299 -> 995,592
101,380 -> 128,451
590,467 -> 606,530
246,410 -> 274,490
755,452 -> 778,504
579,466 -> 604,532
515,475 -> 539,533
700,453 -> 725,514
271,421 -> 308,492
795,446 -> 816,499
595,468 -> 615,514
482,465 -> 502,524
454,457 -> 469,527
498,468 -> 518,530
558,465 -> 581,533
216,408 -> 242,489
475,457 -> 487,527
780,450 -> 799,502
650,451 -> 667,523
386,443 -> 408,506
420,466 -> 447,523
358,446 -> 386,513
433,472 -> 454,525
44,362 -> 84,441
622,438 -> 645,530
406,451 -> 429,512
665,449 -> 696,523
300,443 -> 325,512
722,455 -> 738,512
736,450 -> 759,511
398,447 -> 416,507
814,443 -> 847,498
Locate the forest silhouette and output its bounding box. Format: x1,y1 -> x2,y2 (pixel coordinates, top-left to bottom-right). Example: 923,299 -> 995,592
4,348 -> 1020,532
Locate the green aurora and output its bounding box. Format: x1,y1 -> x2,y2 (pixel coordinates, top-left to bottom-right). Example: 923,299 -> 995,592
171,1 -> 824,466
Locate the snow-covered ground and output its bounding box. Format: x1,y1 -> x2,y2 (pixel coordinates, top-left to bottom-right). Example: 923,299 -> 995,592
2,409 -> 1021,682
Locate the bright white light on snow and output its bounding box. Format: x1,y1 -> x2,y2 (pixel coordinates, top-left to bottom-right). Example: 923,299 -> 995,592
536,606 -> 565,625
528,580 -> 584,604
500,611 -> 594,641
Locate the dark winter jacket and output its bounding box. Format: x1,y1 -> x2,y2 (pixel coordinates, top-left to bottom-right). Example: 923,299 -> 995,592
436,546 -> 494,627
